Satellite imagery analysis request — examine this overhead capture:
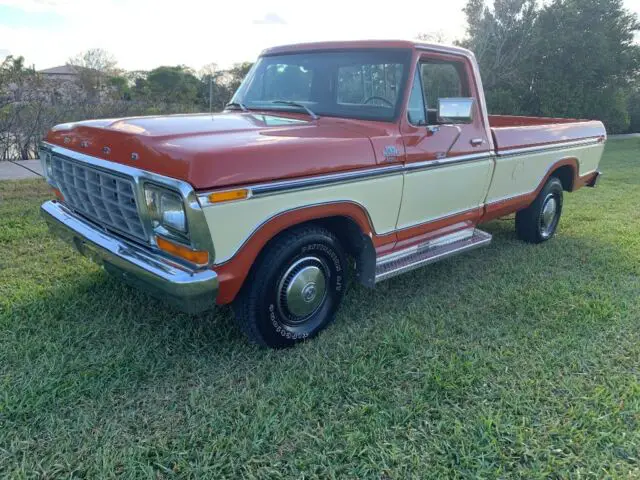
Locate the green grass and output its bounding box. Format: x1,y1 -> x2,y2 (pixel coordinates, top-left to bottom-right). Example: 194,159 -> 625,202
1,139 -> 639,479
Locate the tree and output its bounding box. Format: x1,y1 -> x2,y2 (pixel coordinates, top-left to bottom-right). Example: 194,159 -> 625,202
462,0 -> 640,132
460,0 -> 538,114
145,66 -> 201,104
67,48 -> 118,97
530,0 -> 640,131
416,31 -> 451,44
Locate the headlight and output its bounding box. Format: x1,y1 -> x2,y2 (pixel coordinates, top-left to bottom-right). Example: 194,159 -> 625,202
144,185 -> 187,233
40,150 -> 55,184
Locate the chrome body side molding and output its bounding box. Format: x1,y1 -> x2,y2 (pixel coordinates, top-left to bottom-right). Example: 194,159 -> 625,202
198,138 -> 601,204
495,137 -> 602,157
404,152 -> 493,172
198,153 -> 492,205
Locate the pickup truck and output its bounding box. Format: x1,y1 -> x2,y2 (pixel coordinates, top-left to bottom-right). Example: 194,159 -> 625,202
40,40 -> 606,348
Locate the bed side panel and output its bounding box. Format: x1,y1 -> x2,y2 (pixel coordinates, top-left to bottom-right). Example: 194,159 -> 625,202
491,120 -> 606,152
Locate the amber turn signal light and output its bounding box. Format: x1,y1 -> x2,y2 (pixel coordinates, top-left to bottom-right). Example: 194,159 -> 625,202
156,236 -> 209,266
52,187 -> 64,201
207,188 -> 249,204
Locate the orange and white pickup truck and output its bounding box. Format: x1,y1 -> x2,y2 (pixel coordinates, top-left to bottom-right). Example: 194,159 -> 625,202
40,40 -> 605,347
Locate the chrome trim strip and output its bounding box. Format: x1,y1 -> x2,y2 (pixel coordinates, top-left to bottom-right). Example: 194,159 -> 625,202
253,164 -> 404,195
405,152 -> 493,172
496,138 -> 602,157
40,142 -> 216,264
198,154 -> 493,204
198,137 -> 600,202
41,200 -> 218,313
198,164 -> 404,205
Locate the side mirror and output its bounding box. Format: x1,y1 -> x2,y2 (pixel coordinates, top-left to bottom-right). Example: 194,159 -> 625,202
437,98 -> 474,124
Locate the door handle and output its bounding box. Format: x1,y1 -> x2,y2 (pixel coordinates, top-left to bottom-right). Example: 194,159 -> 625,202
470,138 -> 485,147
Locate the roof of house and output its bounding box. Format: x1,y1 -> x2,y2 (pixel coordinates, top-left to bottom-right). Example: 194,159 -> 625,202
38,65 -> 79,75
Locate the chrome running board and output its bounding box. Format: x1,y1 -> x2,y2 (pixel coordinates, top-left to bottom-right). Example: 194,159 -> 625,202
375,228 -> 492,283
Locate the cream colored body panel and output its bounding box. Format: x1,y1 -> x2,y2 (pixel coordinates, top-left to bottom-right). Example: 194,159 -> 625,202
202,141 -> 604,266
203,174 -> 404,264
396,159 -> 494,230
487,143 -> 605,203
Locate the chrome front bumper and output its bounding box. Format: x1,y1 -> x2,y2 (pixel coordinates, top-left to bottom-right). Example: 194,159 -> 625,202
41,200 -> 218,313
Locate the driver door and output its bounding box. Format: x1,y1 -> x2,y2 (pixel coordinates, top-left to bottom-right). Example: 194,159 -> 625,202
397,53 -> 493,241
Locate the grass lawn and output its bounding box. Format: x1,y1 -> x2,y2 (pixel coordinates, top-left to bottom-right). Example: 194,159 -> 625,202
1,139 -> 639,479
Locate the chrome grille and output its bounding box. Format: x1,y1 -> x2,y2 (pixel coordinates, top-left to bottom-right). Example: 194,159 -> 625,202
50,154 -> 146,240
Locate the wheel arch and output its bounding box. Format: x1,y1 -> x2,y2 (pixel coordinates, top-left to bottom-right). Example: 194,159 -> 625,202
548,159 -> 578,192
213,202 -> 379,305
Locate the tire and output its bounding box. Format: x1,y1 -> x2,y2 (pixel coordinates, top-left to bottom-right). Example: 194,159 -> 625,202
233,225 -> 348,348
515,176 -> 564,243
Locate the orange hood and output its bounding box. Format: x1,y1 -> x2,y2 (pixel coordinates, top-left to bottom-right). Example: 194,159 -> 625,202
45,112 -> 385,190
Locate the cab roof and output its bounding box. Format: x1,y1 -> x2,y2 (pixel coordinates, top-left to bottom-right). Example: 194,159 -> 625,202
261,40 -> 474,59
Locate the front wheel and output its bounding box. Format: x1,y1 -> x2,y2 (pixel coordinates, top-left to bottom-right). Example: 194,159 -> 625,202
515,176 -> 564,243
233,226 -> 348,348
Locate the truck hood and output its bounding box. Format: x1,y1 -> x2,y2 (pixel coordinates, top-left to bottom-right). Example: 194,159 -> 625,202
45,112 -> 385,190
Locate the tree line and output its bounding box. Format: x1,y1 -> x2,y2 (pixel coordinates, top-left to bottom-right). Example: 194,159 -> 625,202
460,0 -> 640,133
1,0 -> 639,160
0,51 -> 252,160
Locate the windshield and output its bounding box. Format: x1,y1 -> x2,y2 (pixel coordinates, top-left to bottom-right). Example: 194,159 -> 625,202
231,49 -> 412,122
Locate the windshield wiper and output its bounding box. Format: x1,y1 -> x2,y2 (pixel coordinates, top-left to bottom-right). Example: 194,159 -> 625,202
271,100 -> 319,120
225,101 -> 248,112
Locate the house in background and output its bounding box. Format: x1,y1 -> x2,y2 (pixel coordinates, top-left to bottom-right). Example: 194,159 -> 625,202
38,65 -> 81,82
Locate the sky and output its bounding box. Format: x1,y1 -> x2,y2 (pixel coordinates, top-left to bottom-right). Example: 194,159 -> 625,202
1,0 -> 639,72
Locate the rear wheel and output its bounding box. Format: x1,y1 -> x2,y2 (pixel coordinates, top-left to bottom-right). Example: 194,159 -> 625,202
515,177 -> 563,243
233,226 -> 348,348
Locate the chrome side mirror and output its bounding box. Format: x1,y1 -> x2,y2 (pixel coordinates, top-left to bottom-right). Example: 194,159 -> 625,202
437,98 -> 474,124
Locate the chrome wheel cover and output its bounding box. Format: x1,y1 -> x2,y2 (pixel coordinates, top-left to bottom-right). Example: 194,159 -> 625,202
277,256 -> 328,324
539,193 -> 559,238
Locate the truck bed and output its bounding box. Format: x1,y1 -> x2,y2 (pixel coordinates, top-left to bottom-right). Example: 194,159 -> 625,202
489,115 -> 607,153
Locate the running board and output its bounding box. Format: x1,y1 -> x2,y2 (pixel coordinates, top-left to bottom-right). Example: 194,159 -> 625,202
375,228 -> 492,283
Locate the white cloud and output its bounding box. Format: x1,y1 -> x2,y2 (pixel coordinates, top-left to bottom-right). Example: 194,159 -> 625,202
253,12 -> 287,24
0,0 -> 90,12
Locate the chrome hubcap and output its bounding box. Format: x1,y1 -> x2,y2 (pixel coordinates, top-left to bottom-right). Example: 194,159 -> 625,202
540,194 -> 558,237
278,257 -> 327,322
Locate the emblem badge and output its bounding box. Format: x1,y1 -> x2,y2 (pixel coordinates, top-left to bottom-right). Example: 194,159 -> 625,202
383,145 -> 400,162
102,146 -> 111,155
130,152 -> 139,161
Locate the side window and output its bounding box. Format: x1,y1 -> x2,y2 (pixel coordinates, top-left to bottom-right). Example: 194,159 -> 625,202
407,69 -> 426,125
420,61 -> 468,113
